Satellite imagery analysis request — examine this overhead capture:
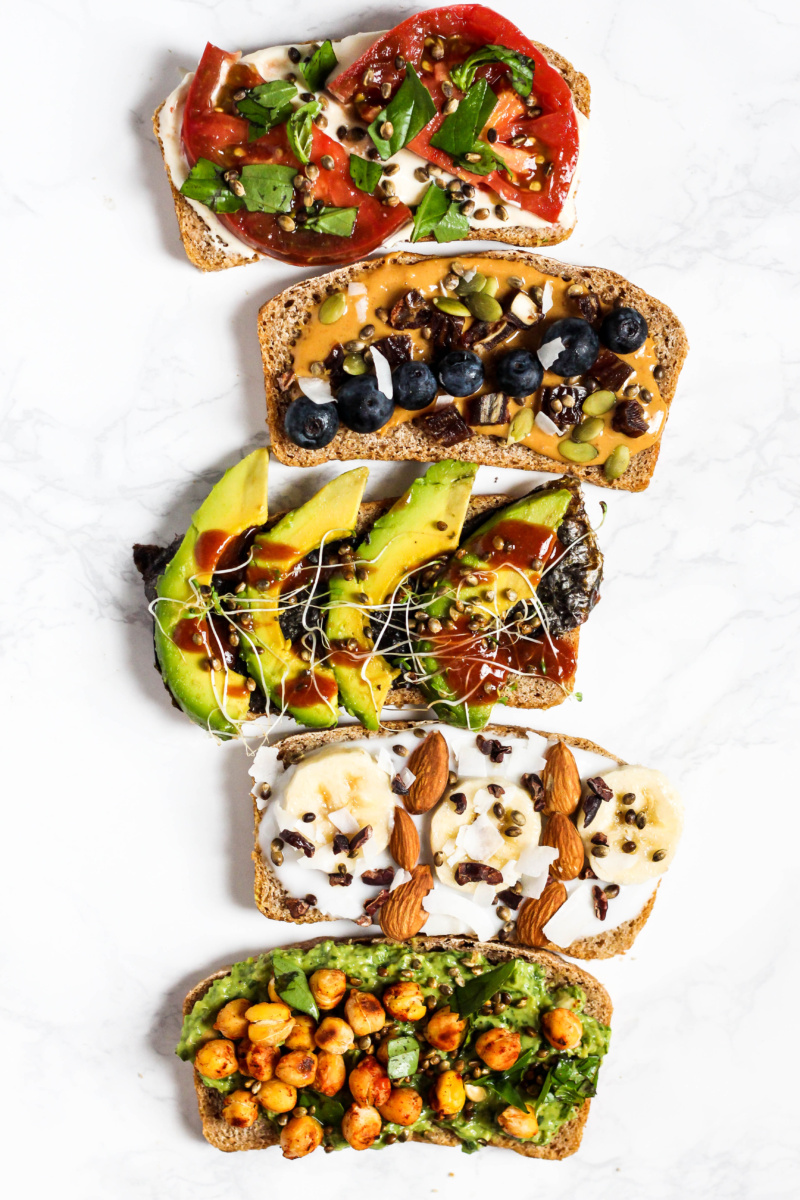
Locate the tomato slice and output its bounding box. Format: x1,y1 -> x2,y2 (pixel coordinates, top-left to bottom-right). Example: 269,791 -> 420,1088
329,5 -> 580,224
181,44 -> 411,267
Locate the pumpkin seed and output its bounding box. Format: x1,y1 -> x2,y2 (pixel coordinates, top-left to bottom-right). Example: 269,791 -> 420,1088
433,296 -> 471,317
559,439 -> 599,463
604,444 -> 631,480
455,271 -> 487,296
481,275 -> 500,297
319,292 -> 347,324
583,389 -> 616,417
466,291 -> 503,322
343,353 -> 367,375
572,417 -> 605,443
507,408 -> 534,444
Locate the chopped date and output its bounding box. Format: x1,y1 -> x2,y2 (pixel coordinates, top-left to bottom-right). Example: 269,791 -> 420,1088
371,334 -> 412,370
332,833 -> 351,855
417,404 -> 473,446
285,897 -> 310,918
324,343 -> 348,390
361,867 -> 395,887
581,792 -> 603,829
363,888 -> 391,917
461,318 -> 516,353
428,310 -> 466,351
592,885 -> 609,921
280,829 -> 315,858
468,391 -> 509,426
540,385 -> 587,431
568,291 -> 600,324
592,348 -> 634,394
329,872 -> 354,886
612,399 -> 649,438
496,888 -> 523,911
348,825 -> 373,855
587,776 -> 614,801
389,289 -> 428,329
455,862 -> 504,886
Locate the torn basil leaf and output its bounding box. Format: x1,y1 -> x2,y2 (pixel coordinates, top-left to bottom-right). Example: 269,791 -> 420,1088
489,1046 -> 536,1110
410,183 -> 469,244
287,100 -> 322,164
179,158 -> 244,213
302,40 -> 338,93
550,1055 -> 601,1104
450,44 -> 535,99
296,1090 -> 344,1125
303,206 -> 358,236
451,959 -> 516,1015
349,154 -> 383,193
386,1035 -> 420,1080
368,66 -> 436,160
237,79 -> 297,140
430,79 -> 498,158
239,164 -> 297,214
270,950 -> 320,1019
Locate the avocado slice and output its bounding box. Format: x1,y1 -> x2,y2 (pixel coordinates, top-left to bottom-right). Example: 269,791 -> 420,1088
326,460 -> 478,729
416,482 -> 574,730
154,449 -> 269,738
241,468 -> 368,727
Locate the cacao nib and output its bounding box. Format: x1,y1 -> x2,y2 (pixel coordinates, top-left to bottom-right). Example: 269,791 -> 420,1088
582,793 -> 602,828
592,885 -> 608,921
280,829 -> 315,858
361,867 -> 395,887
391,774 -> 410,795
521,773 -> 544,805
285,897 -> 310,918
540,385 -> 587,431
451,792 -> 467,815
332,833 -> 351,856
417,404 -> 473,446
363,888 -> 391,916
496,888 -> 523,910
612,399 -> 649,438
329,872 -> 353,887
487,783 -> 505,797
590,832 -> 608,845
468,392 -> 508,426
587,776 -> 614,801
454,862 -> 504,886
579,863 -> 598,880
324,343 -> 347,390
592,348 -> 634,393
348,825 -> 373,855
568,291 -> 600,324
371,334 -> 412,370
490,742 -> 512,764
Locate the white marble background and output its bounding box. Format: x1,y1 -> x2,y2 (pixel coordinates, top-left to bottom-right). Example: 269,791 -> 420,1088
2,0 -> 799,1195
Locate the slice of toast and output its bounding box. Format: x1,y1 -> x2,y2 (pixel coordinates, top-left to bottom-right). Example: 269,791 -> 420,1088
250,720 -> 656,960
260,249 -> 688,492
183,933 -> 612,1158
152,39 -> 589,272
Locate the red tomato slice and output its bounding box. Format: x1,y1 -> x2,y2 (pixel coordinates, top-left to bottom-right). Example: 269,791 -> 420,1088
329,5 -> 580,224
181,44 -> 411,267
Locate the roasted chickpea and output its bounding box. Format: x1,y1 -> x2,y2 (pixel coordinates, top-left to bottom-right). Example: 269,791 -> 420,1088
245,1001 -> 295,1046
314,1050 -> 346,1097
378,1086 -> 424,1127
194,1038 -> 237,1080
280,1114 -> 323,1159
275,1049 -> 318,1088
237,1038 -> 279,1081
213,997 -> 251,1039
430,1069 -> 465,1117
309,968 -> 347,1011
425,1006 -> 467,1053
345,989 -> 386,1037
375,1039 -> 390,1066
497,1103 -> 539,1140
541,1007 -> 583,1051
315,1016 -> 355,1055
221,1089 -> 259,1128
349,1056 -> 391,1108
267,976 -> 281,1002
475,1027 -> 522,1071
382,981 -> 426,1022
341,1103 -> 382,1151
285,1013 -> 317,1051
256,1078 -> 297,1113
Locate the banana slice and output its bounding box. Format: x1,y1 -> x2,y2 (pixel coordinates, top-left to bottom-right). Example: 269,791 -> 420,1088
430,778 -> 541,894
277,746 -> 395,872
577,766 -> 683,886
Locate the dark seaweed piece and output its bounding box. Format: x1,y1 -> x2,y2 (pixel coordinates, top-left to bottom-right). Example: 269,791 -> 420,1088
536,478 -> 603,637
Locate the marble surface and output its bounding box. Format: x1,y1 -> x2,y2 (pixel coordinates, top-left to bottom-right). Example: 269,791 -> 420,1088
3,0 -> 799,1195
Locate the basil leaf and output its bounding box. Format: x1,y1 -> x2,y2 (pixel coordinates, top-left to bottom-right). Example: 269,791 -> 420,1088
303,40 -> 338,93
303,206 -> 358,236
180,158 -> 244,213
238,80 -> 297,140
458,141 -> 505,176
432,198 -> 470,243
368,65 -> 436,160
410,183 -> 469,244
386,1035 -> 420,1080
287,100 -> 322,164
550,1055 -> 601,1104
270,949 -> 320,1019
450,44 -> 535,99
488,1046 -> 537,1110
430,79 -> 497,157
349,154 -> 383,193
535,1067 -> 553,1111
296,1089 -> 344,1125
452,960 -> 516,1015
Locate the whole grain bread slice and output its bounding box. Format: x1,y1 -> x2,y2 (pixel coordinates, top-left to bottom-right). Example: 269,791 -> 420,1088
261,250 -> 688,492
152,40 -> 589,272
251,720 -> 655,960
183,932 -> 611,1158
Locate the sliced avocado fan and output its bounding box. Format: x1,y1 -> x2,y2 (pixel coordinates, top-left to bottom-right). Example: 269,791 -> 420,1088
241,468 -> 368,728
154,449 -> 269,738
326,460 -> 478,730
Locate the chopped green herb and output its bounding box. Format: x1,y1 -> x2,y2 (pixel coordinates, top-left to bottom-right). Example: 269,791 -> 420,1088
302,40 -> 338,93
452,959 -> 516,1015
296,1089 -> 344,1125
410,183 -> 470,244
550,1055 -> 601,1104
287,100 -> 322,164
430,79 -> 498,157
385,1035 -> 420,1080
303,206 -> 358,236
349,154 -> 384,193
239,164 -> 297,213
237,79 -> 297,140
179,158 -> 244,213
368,66 -> 436,160
450,44 -> 535,99
270,949 -> 320,1019
488,1047 -> 536,1110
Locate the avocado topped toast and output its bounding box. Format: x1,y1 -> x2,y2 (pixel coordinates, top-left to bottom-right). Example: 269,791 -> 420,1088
178,936 -> 612,1159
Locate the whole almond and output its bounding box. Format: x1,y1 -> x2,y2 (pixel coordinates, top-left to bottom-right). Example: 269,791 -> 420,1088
516,879 -> 567,947
389,806 -> 420,871
541,812 -> 585,881
405,731 -> 450,814
542,740 -> 581,815
378,864 -> 433,940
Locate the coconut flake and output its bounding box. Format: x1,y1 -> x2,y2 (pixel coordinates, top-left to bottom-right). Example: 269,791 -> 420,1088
537,337 -> 566,371
329,808 -> 360,835
397,766 -> 416,789
298,377 -> 335,405
471,787 -> 493,816
518,845 -> 560,899
541,282 -> 554,314
648,410 -> 664,434
424,886 -> 498,940
456,743 -> 489,778
462,814 -> 504,862
356,296 -> 369,322
535,409 -> 562,438
390,868 -> 412,892
473,881 -> 496,907
371,346 -> 393,400
462,267 -> 477,282
376,747 -> 394,777
433,393 -> 457,410
347,281 -> 368,295
542,884 -> 597,945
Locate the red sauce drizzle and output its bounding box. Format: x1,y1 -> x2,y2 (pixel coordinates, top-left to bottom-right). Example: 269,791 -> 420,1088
195,529 -> 237,574
423,616 -> 575,701
171,613 -> 249,698
282,670 -> 337,709
457,519 -> 562,578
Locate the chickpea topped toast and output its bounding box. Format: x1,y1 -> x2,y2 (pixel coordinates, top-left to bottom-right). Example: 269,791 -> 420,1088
177,936 -> 611,1159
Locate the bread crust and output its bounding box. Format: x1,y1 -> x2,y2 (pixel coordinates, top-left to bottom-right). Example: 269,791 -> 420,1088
183,933 -> 611,1158
152,41 -> 589,272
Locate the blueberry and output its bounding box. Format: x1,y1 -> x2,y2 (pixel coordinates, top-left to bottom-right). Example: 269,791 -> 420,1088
495,348 -> 544,397
392,360 -> 438,410
538,318 -> 599,377
600,306 -> 648,354
284,395 -> 340,449
437,350 -> 484,397
336,375 -> 394,433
